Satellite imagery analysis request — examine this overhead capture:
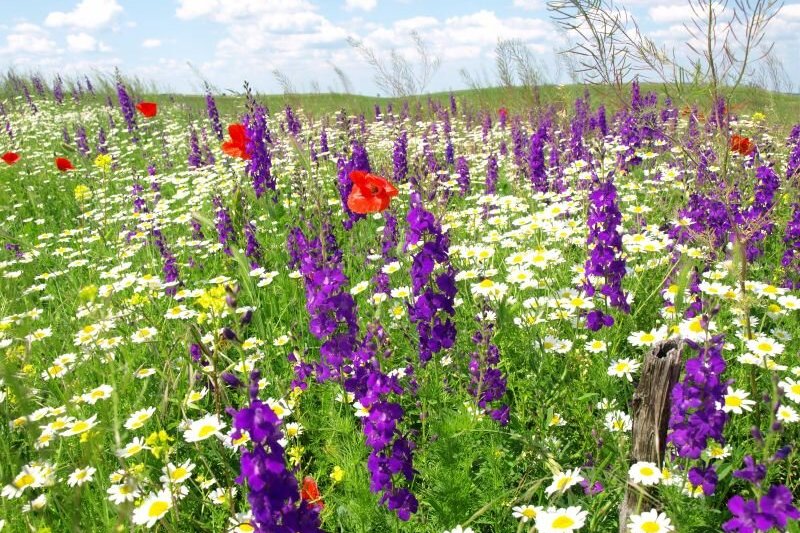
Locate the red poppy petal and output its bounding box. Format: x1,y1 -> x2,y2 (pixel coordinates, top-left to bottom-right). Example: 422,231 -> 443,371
348,190 -> 384,214
382,181 -> 399,198
301,477 -> 323,509
136,102 -> 158,118
301,477 -> 320,499
228,124 -> 247,145
371,176 -> 398,199
55,157 -> 74,171
222,142 -> 251,160
349,170 -> 368,187
2,151 -> 20,165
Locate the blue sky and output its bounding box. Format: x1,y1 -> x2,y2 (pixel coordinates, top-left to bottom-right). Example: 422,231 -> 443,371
1,0 -> 799,94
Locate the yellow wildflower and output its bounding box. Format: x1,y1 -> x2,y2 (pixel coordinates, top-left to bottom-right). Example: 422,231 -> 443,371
94,154 -> 112,171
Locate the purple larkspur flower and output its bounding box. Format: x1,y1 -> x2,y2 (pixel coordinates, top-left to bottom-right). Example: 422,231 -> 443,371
583,176 -> 629,329
668,335 -> 729,459
231,372 -> 323,533
245,105 -> 275,199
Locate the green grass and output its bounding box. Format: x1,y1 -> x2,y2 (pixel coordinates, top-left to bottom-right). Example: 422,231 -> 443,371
0,79 -> 798,533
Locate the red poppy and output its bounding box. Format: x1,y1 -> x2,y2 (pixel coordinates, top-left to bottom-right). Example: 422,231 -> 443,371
136,101 -> 158,118
730,134 -> 755,156
347,170 -> 398,215
300,476 -> 324,510
55,157 -> 74,171
498,107 -> 508,120
221,124 -> 250,160
2,151 -> 20,165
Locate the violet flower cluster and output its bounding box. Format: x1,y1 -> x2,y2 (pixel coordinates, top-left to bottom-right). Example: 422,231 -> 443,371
667,334 -> 729,459
455,156 -> 470,196
152,228 -> 180,296
724,485 -> 800,532
344,327 -> 418,520
115,79 -> 137,141
286,225 -> 355,382
404,193 -> 457,364
528,125 -> 548,192
742,165 -> 780,260
393,131 -> 408,184
245,105 -> 275,200
468,321 -> 509,425
287,227 -> 418,520
244,220 -> 263,269
583,177 -> 629,331
188,128 -> 203,168
214,196 -> 236,256
485,153 -> 498,195
230,371 -> 323,533
782,203 -> 800,289
724,453 -> 799,532
337,142 -> 371,230
285,105 -> 302,136
205,87 -> 224,141
787,124 -> 800,179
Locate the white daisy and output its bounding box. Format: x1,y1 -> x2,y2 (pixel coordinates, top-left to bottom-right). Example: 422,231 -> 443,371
628,461 -> 662,486
627,509 -> 674,532
132,489 -> 173,528
778,377 -> 800,403
184,414 -> 226,442
512,504 -> 543,523
535,506 -> 588,532
67,466 -> 96,487
720,387 -> 756,414
545,468 -> 584,496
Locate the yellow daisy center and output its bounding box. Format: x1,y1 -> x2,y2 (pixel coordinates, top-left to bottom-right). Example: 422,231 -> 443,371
198,425 -> 217,438
726,396 -> 742,407
148,501 -> 169,518
71,421 -> 90,433
552,516 -> 575,528
15,473 -> 35,488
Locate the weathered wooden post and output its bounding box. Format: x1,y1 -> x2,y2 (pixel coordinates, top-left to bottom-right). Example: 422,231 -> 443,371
619,338 -> 684,532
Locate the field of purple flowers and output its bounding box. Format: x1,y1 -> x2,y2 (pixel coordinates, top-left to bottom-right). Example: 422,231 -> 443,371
0,75 -> 799,532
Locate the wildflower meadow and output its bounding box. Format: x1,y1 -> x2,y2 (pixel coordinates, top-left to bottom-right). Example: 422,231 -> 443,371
1,7 -> 800,533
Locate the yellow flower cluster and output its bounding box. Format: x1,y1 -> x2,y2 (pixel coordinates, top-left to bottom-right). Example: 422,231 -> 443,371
145,430 -> 174,459
196,284 -> 228,315
74,185 -> 92,201
94,154 -> 112,172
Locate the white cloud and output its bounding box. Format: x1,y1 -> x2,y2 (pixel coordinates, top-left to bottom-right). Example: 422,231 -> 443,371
175,0 -> 218,20
345,0 -> 377,11
648,4 -> 695,23
512,0 -> 542,10
0,23 -> 57,55
360,10 -> 556,58
779,4 -> 800,19
45,0 -> 123,30
176,0 -> 320,24
142,38 -> 163,48
66,32 -> 98,53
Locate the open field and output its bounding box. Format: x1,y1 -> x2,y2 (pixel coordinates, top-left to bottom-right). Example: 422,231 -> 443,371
1,78 -> 799,533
